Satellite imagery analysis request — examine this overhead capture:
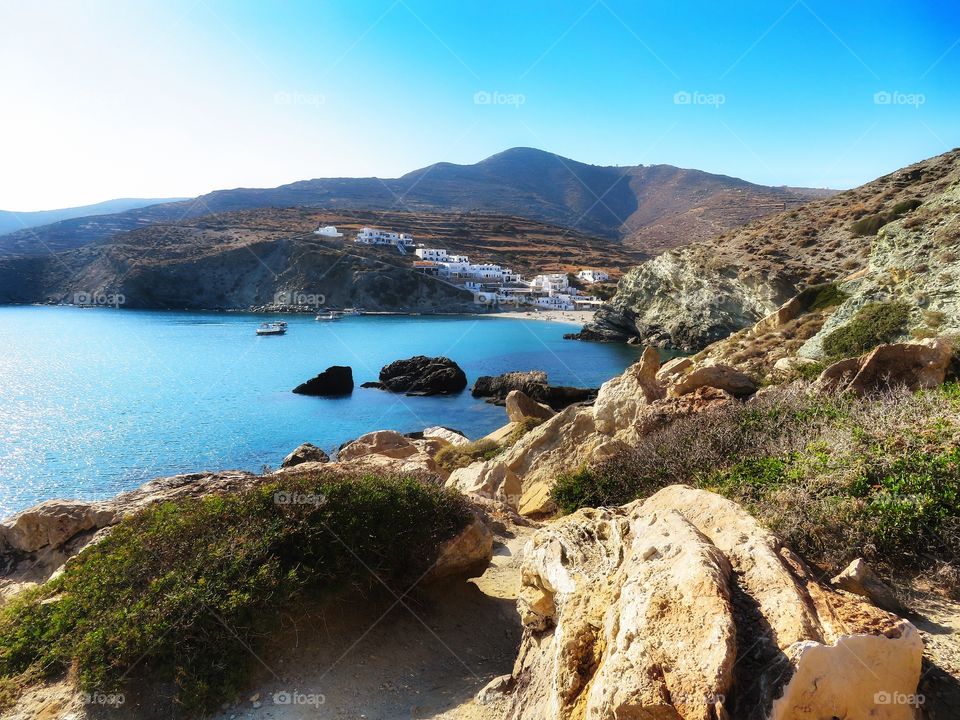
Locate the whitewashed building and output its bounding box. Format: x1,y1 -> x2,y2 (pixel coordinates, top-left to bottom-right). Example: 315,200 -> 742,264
314,225 -> 343,237
530,273 -> 570,293
576,269 -> 609,283
355,228 -> 415,246
535,293 -> 575,311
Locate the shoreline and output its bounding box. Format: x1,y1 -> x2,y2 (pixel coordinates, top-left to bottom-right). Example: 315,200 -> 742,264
472,309 -> 596,326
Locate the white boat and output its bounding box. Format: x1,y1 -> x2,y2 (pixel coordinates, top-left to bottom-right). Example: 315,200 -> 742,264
341,308 -> 362,316
315,311 -> 342,321
256,322 -> 287,335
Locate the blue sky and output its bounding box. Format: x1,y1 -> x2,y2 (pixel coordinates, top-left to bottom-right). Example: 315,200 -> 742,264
1,0 -> 957,209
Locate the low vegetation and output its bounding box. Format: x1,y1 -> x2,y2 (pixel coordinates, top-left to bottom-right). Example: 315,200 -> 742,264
0,473 -> 470,712
821,301 -> 911,359
553,383 -> 960,576
850,197 -> 923,236
434,417 -> 544,470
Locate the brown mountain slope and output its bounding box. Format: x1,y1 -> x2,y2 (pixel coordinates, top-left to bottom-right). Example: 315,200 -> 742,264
582,147 -> 960,350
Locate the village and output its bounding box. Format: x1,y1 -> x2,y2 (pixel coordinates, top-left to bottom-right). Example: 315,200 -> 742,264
317,224 -> 610,311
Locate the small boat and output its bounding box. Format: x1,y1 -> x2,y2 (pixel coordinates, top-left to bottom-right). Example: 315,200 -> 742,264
315,311 -> 342,321
341,308 -> 362,316
256,322 -> 287,336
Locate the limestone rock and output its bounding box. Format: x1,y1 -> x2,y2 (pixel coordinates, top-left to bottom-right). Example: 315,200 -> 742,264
481,422 -> 519,444
655,355 -> 693,384
593,346 -> 665,433
424,512 -> 493,581
422,426 -> 470,446
376,356 -> 467,395
818,338 -> 954,394
280,442 -> 330,468
445,460 -> 522,507
0,501 -> 116,555
503,485 -> 924,720
668,363 -> 758,398
831,557 -> 905,614
337,430 -> 421,461
505,390 -> 555,423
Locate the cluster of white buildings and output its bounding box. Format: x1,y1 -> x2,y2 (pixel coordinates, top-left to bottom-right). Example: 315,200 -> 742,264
315,223 -> 610,311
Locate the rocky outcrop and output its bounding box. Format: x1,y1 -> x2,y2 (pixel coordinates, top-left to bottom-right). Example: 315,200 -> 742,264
505,390 -> 555,423
668,363 -> 759,398
369,356 -> 467,395
818,338 -> 955,394
424,512 -> 493,581
832,558 -> 905,614
292,365 -> 354,396
471,370 -> 597,410
280,442 -> 330,468
503,485 -> 924,720
422,426 -> 470,446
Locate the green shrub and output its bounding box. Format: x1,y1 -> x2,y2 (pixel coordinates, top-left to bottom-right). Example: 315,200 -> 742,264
890,198 -> 923,216
821,301 -> 910,359
850,214 -> 889,236
506,416 -> 545,445
796,282 -> 849,312
434,438 -> 501,470
0,473 -> 469,712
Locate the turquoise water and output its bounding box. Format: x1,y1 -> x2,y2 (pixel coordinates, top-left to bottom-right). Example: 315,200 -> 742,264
0,307 -> 640,516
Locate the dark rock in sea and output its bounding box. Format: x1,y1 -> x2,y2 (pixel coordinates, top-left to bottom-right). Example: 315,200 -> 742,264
292,365 -> 354,396
281,442 -> 330,468
360,381 -> 385,389
376,356 -> 467,396
471,370 -> 597,410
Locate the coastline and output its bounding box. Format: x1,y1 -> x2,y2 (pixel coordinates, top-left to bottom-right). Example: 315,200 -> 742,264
476,309 -> 596,326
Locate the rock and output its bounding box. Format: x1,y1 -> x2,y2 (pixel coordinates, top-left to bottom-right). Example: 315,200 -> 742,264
773,355 -> 819,373
337,430 -> 420,461
280,442 -> 329,468
481,422 -> 519,444
476,674 -> 515,705
292,365 -> 354,396
424,512 -> 493,581
445,460 -> 522,507
503,485 -> 924,720
593,346 -> 665,434
817,338 -> 955,394
472,370 -> 548,400
422,426 -> 470,446
376,356 -> 467,395
471,370 -> 597,410
655,355 -> 693,384
0,501 -> 116,555
668,363 -> 758,398
517,482 -> 554,517
505,390 -> 555,423
832,558 -> 906,614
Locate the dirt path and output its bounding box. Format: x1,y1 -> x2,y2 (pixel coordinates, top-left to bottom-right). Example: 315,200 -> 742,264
209,522 -> 532,720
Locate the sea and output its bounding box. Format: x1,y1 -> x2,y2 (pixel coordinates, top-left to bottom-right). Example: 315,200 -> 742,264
0,306 -> 641,516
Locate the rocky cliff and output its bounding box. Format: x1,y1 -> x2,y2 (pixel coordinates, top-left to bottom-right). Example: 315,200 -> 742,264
581,148 -> 960,351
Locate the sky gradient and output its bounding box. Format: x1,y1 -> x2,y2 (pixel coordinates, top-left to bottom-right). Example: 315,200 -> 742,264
1,0 -> 958,210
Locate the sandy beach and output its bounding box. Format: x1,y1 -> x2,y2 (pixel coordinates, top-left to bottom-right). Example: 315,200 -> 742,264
480,308 -> 596,326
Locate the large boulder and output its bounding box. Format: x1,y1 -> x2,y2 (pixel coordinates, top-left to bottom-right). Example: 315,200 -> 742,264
818,338 -> 954,395
472,370 -> 597,410
422,426 -> 470,447
503,485 -> 924,720
0,501 -> 115,555
280,442 -> 330,468
424,512 -> 493,581
337,430 -> 421,461
373,356 -> 467,395
668,363 -> 758,398
292,365 -> 354,396
505,390 -> 555,423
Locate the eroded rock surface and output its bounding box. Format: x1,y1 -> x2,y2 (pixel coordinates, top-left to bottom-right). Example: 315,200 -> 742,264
503,485 -> 924,720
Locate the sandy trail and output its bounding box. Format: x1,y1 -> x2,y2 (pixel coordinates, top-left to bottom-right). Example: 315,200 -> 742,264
209,522 -> 532,720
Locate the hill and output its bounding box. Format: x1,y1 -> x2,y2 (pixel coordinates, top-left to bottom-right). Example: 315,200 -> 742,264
581,148 -> 960,351
0,197 -> 186,237
0,148 -> 830,259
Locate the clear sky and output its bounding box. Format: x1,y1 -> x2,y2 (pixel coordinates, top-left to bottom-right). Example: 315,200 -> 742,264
1,0 -> 957,210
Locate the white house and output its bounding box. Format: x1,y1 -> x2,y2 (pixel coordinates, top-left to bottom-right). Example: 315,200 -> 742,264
535,293 -> 575,311
355,228 -> 414,246
577,269 -> 609,284
314,225 -> 343,238
415,248 -> 450,262
530,273 -> 570,293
